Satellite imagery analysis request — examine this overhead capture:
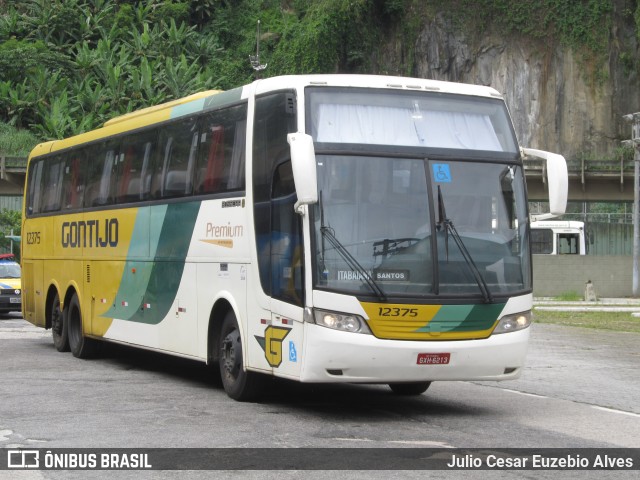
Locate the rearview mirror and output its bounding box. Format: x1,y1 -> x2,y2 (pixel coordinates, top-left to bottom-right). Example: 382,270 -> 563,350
521,147 -> 568,217
287,133 -> 318,213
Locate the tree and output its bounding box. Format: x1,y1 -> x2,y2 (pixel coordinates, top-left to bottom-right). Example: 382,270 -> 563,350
0,208 -> 21,258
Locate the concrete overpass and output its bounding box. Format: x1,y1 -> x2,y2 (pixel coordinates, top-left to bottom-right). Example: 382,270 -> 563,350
524,157 -> 635,202
0,156 -> 26,197
0,155 -> 635,204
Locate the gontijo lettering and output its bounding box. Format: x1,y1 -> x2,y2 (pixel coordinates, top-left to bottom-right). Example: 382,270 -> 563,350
61,219 -> 119,248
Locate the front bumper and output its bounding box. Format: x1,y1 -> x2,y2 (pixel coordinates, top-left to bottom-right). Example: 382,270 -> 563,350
299,322 -> 529,383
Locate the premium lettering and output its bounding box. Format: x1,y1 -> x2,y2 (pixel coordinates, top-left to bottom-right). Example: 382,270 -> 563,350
61,219 -> 119,248
205,222 -> 243,238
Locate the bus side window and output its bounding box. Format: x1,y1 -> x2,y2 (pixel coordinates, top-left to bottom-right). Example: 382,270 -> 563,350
558,233 -> 579,254
84,141 -> 118,207
41,155 -> 65,212
116,131 -> 158,204
61,152 -> 85,211
195,103 -> 247,195
26,159 -> 44,216
531,228 -> 553,254
156,118 -> 199,199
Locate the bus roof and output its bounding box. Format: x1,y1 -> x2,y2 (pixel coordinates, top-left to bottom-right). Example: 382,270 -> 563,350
29,89 -> 227,158
28,74 -> 506,159
252,74 -> 504,99
530,220 -> 584,229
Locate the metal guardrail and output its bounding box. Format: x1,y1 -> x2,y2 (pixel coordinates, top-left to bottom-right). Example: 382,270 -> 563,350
523,157 -> 635,176
523,156 -> 636,196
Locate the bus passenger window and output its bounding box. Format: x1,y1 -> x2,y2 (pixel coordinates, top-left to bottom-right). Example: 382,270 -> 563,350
82,141 -> 119,207
156,118 -> 199,198
195,104 -> 247,195
558,233 -> 580,254
26,160 -> 44,215
116,131 -> 157,203
41,156 -> 65,212
61,153 -> 85,210
531,229 -> 553,254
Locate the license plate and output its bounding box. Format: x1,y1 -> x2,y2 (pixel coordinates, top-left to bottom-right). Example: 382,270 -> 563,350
10,297 -> 20,303
417,353 -> 450,365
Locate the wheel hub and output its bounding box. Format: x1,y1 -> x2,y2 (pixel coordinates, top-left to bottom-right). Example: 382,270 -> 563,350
221,331 -> 241,379
52,308 -> 62,334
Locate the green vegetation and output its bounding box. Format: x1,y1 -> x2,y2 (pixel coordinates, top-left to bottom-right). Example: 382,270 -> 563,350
0,208 -> 20,258
553,291 -> 583,301
0,0 -> 390,141
0,123 -> 40,156
534,309 -> 640,334
459,0 -> 612,55
0,0 -> 627,143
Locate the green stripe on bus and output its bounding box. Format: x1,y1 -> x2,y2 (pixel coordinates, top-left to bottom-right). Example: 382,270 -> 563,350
415,303 -> 505,333
106,202 -> 201,325
203,88 -> 243,111
170,88 -> 244,119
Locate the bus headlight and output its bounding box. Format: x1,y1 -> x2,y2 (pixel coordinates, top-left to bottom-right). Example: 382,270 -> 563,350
493,311 -> 532,334
310,308 -> 371,334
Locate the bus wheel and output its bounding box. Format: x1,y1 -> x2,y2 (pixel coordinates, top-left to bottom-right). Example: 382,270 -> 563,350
51,292 -> 69,352
218,311 -> 266,401
388,382 -> 431,396
66,293 -> 99,359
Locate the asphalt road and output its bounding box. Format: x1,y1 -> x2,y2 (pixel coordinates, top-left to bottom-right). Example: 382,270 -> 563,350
0,314 -> 639,479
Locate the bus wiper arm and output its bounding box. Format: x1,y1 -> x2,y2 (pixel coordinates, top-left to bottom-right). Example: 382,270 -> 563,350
320,226 -> 386,301
437,186 -> 493,304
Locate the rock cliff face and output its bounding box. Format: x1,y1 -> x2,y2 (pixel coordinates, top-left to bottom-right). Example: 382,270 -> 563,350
386,7 -> 640,161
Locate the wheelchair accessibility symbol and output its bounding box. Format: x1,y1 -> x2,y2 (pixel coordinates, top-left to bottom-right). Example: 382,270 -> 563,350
289,341 -> 298,363
433,164 -> 452,183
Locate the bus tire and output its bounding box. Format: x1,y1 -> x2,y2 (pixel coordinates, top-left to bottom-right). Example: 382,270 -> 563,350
66,293 -> 99,359
51,292 -> 69,352
218,311 -> 266,401
388,382 -> 431,396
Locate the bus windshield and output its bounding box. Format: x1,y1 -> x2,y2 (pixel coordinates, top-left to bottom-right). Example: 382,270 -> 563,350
312,155 -> 530,299
308,89 -> 530,299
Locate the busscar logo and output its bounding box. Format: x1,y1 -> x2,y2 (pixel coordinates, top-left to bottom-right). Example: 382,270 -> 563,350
7,450 -> 39,468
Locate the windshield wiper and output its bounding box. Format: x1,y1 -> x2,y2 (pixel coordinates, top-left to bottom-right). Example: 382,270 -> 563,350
321,226 -> 386,301
437,185 -> 493,303
317,192 -> 385,300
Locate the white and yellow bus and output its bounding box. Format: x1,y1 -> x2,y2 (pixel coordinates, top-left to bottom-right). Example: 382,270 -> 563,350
22,75 -> 568,400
